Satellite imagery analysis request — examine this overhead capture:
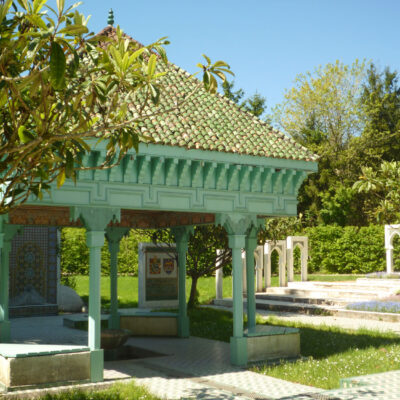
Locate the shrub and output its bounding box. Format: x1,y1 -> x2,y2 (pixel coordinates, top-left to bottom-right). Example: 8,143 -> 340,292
305,225 -> 386,274
60,228 -> 150,276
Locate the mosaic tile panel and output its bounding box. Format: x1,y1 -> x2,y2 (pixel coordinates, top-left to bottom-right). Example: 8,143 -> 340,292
9,227 -> 58,316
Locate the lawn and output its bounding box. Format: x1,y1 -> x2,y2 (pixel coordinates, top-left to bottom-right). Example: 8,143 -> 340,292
74,273 -> 363,309
188,307 -> 400,390
252,315 -> 400,390
39,381 -> 161,400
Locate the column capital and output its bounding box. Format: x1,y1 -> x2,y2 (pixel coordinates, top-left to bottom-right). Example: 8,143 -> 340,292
70,206 -> 120,232
171,226 -> 194,245
105,227 -> 130,244
215,213 -> 258,236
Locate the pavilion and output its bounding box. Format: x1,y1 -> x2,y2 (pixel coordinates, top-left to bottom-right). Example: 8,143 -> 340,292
0,25 -> 317,386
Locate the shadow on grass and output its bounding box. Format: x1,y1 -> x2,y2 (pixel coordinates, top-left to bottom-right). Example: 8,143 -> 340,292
80,295 -> 138,310
296,324 -> 400,359
189,307 -> 400,359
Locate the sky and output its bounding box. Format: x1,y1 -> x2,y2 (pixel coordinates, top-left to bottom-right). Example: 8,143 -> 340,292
76,0 -> 400,113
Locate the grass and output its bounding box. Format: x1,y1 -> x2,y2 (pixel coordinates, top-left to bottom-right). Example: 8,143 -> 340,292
187,307 -> 400,390
39,381 -> 161,400
74,273 -> 363,309
73,273 -> 394,390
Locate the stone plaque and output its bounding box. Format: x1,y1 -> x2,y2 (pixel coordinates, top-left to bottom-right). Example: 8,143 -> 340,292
138,243 -> 178,308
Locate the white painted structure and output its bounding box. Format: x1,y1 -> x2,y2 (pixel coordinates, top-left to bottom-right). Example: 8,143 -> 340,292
385,224 -> 400,274
241,246 -> 264,294
286,236 -> 308,282
254,246 -> 264,292
215,249 -> 224,300
264,240 -> 287,287
215,236 -> 309,295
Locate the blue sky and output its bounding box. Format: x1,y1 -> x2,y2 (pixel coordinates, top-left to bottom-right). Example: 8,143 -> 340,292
77,0 -> 400,112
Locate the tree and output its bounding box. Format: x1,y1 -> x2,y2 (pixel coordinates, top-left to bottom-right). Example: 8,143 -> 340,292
274,60 -> 366,152
148,226 -> 231,308
222,80 -> 267,118
242,93 -> 266,118
222,80 -> 245,104
273,60 -> 368,225
0,0 -> 232,213
354,161 -> 400,224
356,64 -> 400,166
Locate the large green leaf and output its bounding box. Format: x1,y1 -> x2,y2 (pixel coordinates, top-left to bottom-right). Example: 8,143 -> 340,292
59,24 -> 88,35
147,54 -> 157,78
0,0 -> 13,24
56,0 -> 65,15
18,126 -> 35,144
50,42 -> 66,90
57,169 -> 66,187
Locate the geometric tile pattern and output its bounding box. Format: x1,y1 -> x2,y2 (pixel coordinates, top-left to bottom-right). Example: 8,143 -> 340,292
9,227 -> 58,316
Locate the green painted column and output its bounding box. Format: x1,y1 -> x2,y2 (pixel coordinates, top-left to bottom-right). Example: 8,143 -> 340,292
216,213 -> 258,366
105,227 -> 129,329
86,231 -> 104,352
70,206 -> 120,383
229,234 -> 246,338
171,226 -> 193,338
245,227 -> 258,333
0,221 -> 20,342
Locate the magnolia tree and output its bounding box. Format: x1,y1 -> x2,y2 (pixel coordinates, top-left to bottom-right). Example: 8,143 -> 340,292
354,161 -> 400,223
0,0 -> 232,213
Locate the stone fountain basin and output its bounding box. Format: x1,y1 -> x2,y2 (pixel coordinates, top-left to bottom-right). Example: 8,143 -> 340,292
101,329 -> 131,350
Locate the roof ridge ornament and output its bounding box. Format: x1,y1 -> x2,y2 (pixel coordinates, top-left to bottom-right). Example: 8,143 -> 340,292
107,9 -> 114,26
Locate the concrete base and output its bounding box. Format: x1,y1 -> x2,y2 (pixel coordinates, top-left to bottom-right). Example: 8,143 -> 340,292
90,349 -> 104,383
120,313 -> 178,336
0,346 -> 90,390
245,325 -> 300,362
230,336 -> 248,366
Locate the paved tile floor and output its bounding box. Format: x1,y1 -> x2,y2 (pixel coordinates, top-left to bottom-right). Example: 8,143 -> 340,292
4,312 -> 400,399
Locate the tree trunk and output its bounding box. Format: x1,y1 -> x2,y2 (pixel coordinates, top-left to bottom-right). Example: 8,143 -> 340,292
187,276 -> 199,309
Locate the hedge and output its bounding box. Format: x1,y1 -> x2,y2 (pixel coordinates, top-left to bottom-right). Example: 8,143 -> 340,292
60,228 -> 150,275
305,224 -> 400,274
60,225 -> 399,276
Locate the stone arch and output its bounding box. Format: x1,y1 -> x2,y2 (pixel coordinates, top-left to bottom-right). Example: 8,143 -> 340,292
287,236 -> 308,282
264,240 -> 287,288
385,224 -> 400,273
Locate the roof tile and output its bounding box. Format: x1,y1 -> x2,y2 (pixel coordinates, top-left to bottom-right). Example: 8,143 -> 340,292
99,26 -> 318,162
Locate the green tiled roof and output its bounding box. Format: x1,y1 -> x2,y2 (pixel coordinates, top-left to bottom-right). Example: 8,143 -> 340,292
100,27 -> 318,162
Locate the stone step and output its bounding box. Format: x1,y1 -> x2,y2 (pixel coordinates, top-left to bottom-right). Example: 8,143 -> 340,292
288,280 -> 400,292
254,293 -> 348,307
334,308 -> 400,323
265,286 -> 387,299
356,278 -> 400,288
213,297 -> 400,322
214,298 -> 335,316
